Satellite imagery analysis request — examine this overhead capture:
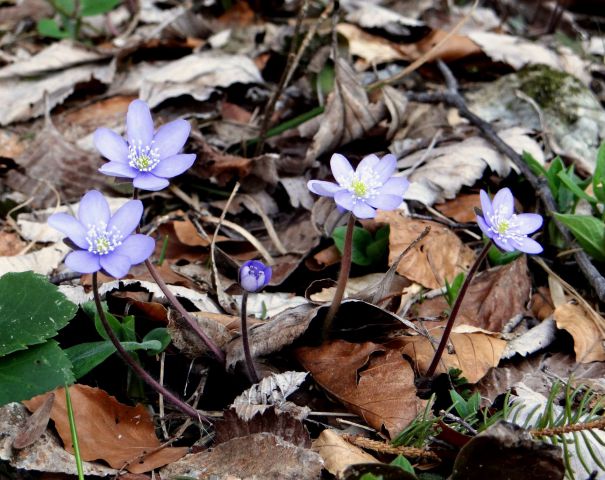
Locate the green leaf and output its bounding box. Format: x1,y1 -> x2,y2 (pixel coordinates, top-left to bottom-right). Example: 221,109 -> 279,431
487,242 -> 522,265
65,339 -> 162,379
594,142 -> 605,204
444,272 -> 465,308
555,213 -> 605,261
84,301 -> 125,340
332,226 -> 373,266
142,328 -> 171,355
390,455 -> 416,475
80,0 -> 121,16
0,341 -> 74,406
522,151 -> 548,178
365,226 -> 390,265
557,170 -> 597,205
0,272 -> 77,357
55,0 -> 76,14
36,18 -> 72,39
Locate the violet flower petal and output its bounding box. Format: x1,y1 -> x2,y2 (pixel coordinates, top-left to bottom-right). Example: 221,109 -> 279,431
100,253 -> 132,278
126,100 -> 154,146
47,213 -> 88,249
152,153 -> 196,178
373,154 -> 397,183
133,173 -> 170,191
153,119 -> 191,158
352,201 -> 376,219
65,250 -> 101,273
367,193 -> 402,210
479,190 -> 494,221
476,215 -> 494,239
107,200 -> 143,237
511,236 -> 543,254
307,180 -> 342,197
334,190 -> 355,211
99,161 -> 139,178
515,213 -> 543,234
492,235 -> 516,252
380,177 -> 409,196
330,153 -> 354,186
114,234 -> 155,264
356,154 -> 380,176
78,190 -> 110,227
491,188 -> 514,218
93,128 -> 129,164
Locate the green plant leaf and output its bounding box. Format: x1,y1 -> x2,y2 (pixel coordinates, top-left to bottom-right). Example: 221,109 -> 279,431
390,455 -> 416,475
142,328 -> 171,355
65,339 -> 162,379
522,151 -> 548,178
332,225 -> 373,266
55,0 -> 76,14
36,18 -> 72,39
83,301 -> 125,341
80,0 -> 121,16
594,142 -> 605,204
487,242 -> 522,265
0,272 -> 77,357
366,226 -> 390,265
557,170 -> 597,205
444,272 -> 465,308
0,340 -> 74,406
555,213 -> 605,261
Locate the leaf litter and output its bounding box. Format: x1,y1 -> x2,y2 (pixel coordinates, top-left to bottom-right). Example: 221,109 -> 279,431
2,0 -> 605,478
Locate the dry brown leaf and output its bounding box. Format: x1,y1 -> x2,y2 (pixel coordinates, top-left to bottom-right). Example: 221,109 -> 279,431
160,433 -> 323,480
377,211 -> 475,289
416,29 -> 482,62
337,23 -> 409,65
398,332 -> 506,383
23,385 -> 187,474
305,58 -> 385,163
435,194 -> 481,223
297,340 -> 425,437
12,392 -> 54,449
313,429 -> 379,477
0,231 -> 26,256
554,303 -> 605,363
415,256 -> 531,333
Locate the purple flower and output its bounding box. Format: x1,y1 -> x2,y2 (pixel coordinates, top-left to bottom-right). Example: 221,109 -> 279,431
477,188 -> 543,254
48,190 -> 155,278
93,100 -> 196,191
239,260 -> 272,292
307,153 -> 409,219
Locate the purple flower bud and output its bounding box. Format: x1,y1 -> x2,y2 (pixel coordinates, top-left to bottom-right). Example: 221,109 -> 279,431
476,188 -> 543,254
307,153 -> 409,219
93,99 -> 196,191
239,260 -> 272,292
48,190 -> 155,278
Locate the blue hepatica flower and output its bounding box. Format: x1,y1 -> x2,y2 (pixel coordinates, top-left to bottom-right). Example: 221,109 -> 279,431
477,188 -> 543,254
48,190 -> 155,278
93,99 -> 196,191
239,260 -> 272,293
307,153 -> 409,219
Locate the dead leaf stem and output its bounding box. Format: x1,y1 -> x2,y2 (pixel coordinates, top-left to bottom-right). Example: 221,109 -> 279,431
342,434 -> 440,461
531,417 -> 605,437
408,60 -> 605,303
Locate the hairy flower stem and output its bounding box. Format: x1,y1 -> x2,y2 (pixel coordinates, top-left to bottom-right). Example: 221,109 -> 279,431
322,214 -> 356,339
132,189 -> 226,366
425,240 -> 493,378
145,259 -> 226,366
240,292 -> 259,383
91,273 -> 204,421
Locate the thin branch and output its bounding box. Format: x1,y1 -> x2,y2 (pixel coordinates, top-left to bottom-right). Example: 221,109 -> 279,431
342,434 -> 440,460
531,417 -> 605,437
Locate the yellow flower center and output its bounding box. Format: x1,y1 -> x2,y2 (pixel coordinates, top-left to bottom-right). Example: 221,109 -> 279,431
497,219 -> 510,234
351,179 -> 368,197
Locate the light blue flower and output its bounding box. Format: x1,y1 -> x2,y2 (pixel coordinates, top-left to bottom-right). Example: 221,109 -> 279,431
239,260 -> 272,292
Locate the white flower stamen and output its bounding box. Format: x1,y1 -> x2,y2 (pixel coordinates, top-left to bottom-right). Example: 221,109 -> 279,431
128,139 -> 160,172
342,168 -> 381,204
487,206 -> 524,244
86,222 -> 123,255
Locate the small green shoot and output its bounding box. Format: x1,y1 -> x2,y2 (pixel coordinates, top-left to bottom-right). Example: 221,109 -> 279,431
444,272 -> 465,308
157,235 -> 169,266
65,384 -> 84,480
332,225 -> 389,267
390,455 -> 416,476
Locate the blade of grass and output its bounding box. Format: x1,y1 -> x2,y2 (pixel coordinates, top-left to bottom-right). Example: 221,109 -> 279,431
64,384 -> 84,480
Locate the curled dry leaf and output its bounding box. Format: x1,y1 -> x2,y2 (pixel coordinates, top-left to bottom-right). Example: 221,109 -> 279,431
160,433 -> 323,480
313,429 -> 379,477
337,23 -> 409,66
415,256 -> 531,333
397,332 -> 506,383
554,303 -> 605,363
23,385 -> 187,474
12,392 -> 55,449
297,340 -> 425,437
377,211 -> 475,289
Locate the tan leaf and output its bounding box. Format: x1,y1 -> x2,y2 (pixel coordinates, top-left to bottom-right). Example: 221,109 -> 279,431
377,211 -> 475,289
313,429 -> 379,476
305,58 -> 385,163
337,23 -> 408,65
554,303 -> 605,363
297,340 -> 425,437
415,256 -> 531,332
435,194 -> 481,223
398,332 -> 506,383
23,385 -> 187,474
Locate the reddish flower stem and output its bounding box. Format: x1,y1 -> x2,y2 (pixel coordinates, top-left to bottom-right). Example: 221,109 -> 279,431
240,292 -> 259,383
322,214 -> 356,339
92,272 -> 205,421
425,240 -> 492,378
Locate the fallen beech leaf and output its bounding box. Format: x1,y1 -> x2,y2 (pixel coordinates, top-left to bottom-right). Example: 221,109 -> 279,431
435,194 -> 481,223
415,256 -> 531,332
160,433 -> 323,480
0,231 -> 26,256
398,332 -> 506,383
23,385 -> 187,474
337,23 -> 408,65
12,392 -> 54,449
297,340 -> 425,437
554,303 -> 605,362
531,287 -> 555,321
377,212 -> 475,289
313,429 -> 379,477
